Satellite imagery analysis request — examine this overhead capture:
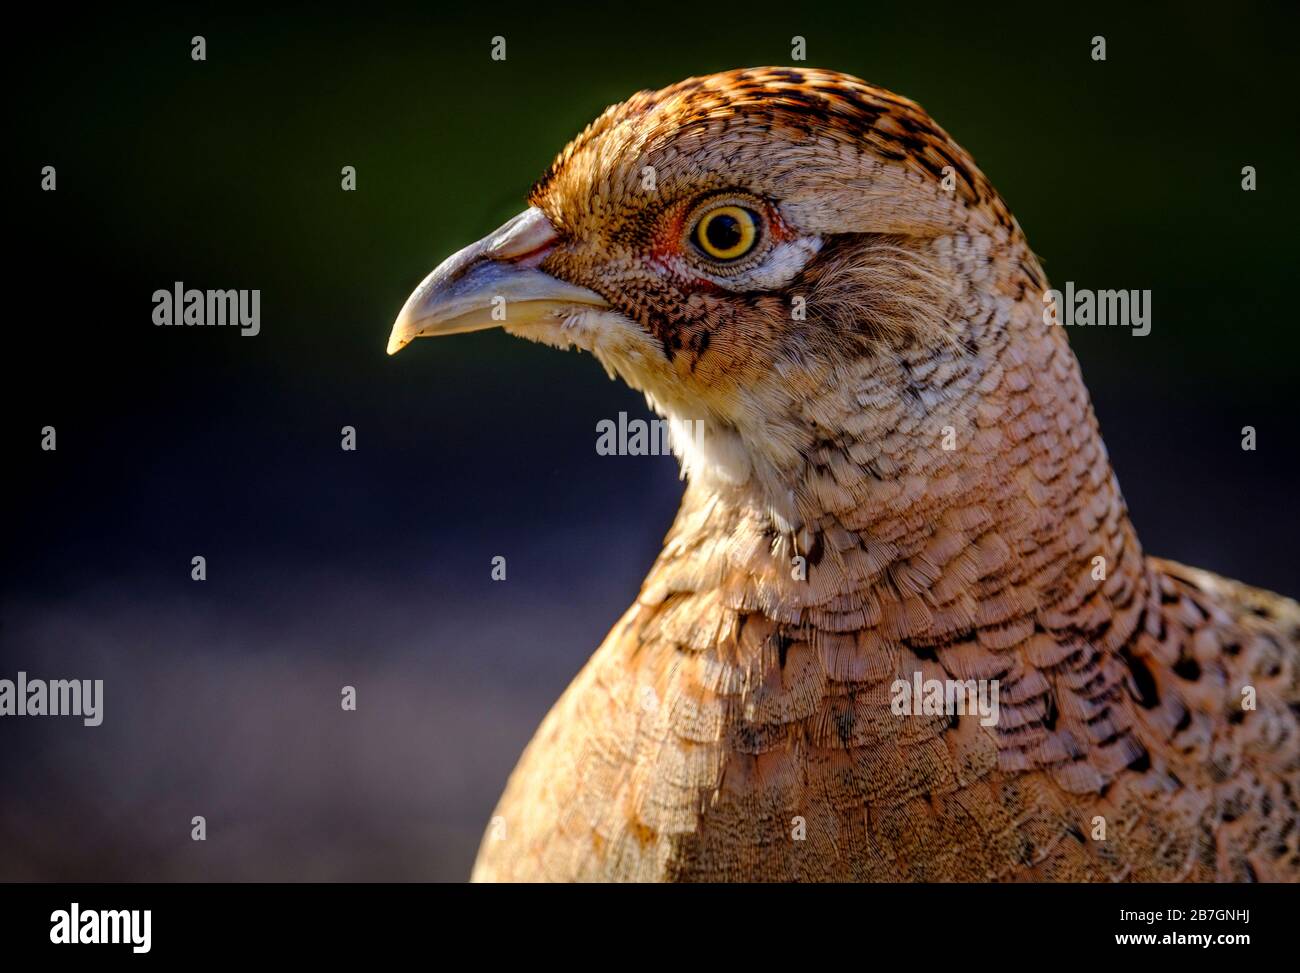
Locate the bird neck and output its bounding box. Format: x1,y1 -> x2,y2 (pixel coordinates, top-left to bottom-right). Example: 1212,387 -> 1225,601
647,244 -> 1151,655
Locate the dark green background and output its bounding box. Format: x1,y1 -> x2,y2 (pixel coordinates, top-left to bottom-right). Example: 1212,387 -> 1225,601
5,1 -> 1296,880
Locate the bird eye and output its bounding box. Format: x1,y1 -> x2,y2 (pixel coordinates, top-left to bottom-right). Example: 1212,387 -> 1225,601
693,205 -> 760,261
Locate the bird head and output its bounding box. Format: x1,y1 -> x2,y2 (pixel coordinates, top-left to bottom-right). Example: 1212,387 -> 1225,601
389,67 -> 1042,509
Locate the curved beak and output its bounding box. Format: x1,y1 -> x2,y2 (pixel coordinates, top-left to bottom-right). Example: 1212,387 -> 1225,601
387,206 -> 609,355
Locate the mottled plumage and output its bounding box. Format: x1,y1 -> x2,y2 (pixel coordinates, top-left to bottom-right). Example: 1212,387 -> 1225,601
389,68 -> 1300,882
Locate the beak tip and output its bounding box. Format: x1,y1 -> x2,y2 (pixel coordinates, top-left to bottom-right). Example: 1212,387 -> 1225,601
386,310 -> 414,356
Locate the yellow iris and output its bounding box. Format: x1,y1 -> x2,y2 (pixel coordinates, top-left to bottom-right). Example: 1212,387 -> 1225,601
694,205 -> 759,261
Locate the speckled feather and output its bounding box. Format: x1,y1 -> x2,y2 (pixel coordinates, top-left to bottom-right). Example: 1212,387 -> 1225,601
471,68 -> 1300,882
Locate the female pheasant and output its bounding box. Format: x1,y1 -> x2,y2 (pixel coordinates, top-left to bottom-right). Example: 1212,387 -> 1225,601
388,68 -> 1300,882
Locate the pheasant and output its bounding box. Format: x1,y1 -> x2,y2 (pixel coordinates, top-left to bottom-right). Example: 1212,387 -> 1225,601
388,68 -> 1300,882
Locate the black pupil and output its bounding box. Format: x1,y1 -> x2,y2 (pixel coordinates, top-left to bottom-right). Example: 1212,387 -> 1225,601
705,213 -> 744,253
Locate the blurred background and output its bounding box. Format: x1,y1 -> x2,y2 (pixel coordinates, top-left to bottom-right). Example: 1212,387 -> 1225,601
4,1 -> 1297,880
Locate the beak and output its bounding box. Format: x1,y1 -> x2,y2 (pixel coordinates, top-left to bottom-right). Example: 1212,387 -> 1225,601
387,206 -> 609,355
